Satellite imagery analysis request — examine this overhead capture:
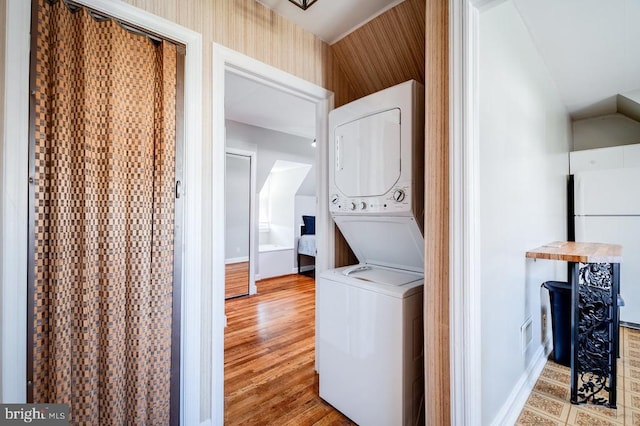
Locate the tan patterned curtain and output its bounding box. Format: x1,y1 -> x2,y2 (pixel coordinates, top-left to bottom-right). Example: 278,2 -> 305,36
32,0 -> 176,423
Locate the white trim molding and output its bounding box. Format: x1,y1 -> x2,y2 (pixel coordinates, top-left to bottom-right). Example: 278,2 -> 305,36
450,0 -> 482,424
212,43 -> 333,425
490,344 -> 550,426
2,1 -> 203,425
1,0 -> 31,403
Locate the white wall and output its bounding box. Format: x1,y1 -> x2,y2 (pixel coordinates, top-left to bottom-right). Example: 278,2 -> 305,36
225,154 -> 251,262
226,120 -> 316,196
479,2 -> 572,424
294,195 -> 315,233
226,120 -> 316,275
0,0 -> 6,400
264,164 -> 311,248
573,113 -> 640,151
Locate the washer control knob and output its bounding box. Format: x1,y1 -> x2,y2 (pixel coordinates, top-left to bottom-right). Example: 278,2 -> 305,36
393,189 -> 406,202
331,194 -> 339,204
349,202 -> 357,211
360,202 -> 367,210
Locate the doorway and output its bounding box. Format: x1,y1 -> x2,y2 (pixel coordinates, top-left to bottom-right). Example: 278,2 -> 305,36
224,149 -> 256,299
212,43 -> 333,423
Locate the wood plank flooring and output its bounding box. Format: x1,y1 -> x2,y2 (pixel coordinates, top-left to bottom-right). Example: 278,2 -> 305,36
225,262 -> 250,299
224,274 -> 354,425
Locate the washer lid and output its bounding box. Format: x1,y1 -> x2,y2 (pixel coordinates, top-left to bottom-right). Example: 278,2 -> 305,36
333,215 -> 424,273
341,264 -> 423,286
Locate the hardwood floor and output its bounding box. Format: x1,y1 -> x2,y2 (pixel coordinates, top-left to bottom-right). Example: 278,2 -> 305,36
225,262 -> 250,299
224,274 -> 354,425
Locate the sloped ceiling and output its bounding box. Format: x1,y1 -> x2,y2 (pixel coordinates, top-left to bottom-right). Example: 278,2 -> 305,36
617,93 -> 640,123
513,0 -> 640,119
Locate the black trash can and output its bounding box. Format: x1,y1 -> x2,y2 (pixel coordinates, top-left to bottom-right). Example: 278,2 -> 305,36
543,281 -> 572,367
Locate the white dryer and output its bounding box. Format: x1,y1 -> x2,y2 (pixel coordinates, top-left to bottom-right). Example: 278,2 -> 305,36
328,80 -> 424,222
318,80 -> 425,426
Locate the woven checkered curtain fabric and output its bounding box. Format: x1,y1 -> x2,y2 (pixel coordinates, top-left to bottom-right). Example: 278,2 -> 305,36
32,0 -> 176,424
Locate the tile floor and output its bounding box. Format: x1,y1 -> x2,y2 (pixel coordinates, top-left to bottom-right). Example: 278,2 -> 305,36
516,326 -> 640,425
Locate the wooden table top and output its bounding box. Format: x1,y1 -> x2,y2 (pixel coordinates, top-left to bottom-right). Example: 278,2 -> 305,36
526,241 -> 622,263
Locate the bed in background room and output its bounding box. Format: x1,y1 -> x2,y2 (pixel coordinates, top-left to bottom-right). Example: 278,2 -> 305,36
298,215 -> 316,276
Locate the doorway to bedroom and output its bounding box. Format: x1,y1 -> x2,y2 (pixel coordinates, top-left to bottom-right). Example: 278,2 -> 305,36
215,45 -> 333,422
223,70 -> 319,297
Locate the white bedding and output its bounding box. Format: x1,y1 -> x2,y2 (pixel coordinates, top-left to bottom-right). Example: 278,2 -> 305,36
298,234 -> 316,257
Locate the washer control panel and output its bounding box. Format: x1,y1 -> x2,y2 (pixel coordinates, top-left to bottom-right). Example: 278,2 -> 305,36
329,184 -> 412,214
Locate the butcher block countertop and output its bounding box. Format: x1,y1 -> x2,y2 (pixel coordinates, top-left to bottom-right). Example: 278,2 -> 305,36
526,241 -> 623,263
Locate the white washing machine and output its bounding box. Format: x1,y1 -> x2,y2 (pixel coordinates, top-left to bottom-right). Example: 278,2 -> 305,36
318,265 -> 424,426
318,80 -> 425,425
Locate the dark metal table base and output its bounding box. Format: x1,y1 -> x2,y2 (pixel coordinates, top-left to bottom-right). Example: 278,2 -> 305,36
570,262 -> 620,408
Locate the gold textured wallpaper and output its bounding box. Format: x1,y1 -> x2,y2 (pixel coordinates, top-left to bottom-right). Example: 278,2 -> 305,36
332,0 -> 426,105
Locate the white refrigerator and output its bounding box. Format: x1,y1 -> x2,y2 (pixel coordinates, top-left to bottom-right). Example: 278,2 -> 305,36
574,167 -> 640,325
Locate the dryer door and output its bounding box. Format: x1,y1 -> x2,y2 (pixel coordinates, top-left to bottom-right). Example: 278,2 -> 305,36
334,108 -> 401,197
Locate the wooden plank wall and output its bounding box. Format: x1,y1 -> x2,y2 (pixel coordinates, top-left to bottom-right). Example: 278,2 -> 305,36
330,0 -> 426,106
424,0 -> 450,424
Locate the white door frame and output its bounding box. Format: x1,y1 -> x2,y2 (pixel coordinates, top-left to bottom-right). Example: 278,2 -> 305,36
224,147 -> 258,296
212,43 -> 333,425
450,0 -> 484,424
1,1 -> 203,424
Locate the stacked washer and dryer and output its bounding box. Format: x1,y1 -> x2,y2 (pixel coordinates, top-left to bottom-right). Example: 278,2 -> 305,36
317,80 -> 425,426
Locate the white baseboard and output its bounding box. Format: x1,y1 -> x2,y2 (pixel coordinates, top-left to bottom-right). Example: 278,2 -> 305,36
225,256 -> 249,264
621,321 -> 640,330
490,341 -> 551,426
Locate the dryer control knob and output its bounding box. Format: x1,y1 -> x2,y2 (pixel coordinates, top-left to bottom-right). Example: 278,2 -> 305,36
393,189 -> 406,202
360,202 -> 367,210
349,202 -> 357,210
330,194 -> 339,204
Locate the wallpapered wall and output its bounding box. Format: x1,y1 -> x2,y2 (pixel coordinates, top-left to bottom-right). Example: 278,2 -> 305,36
332,0 -> 425,105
